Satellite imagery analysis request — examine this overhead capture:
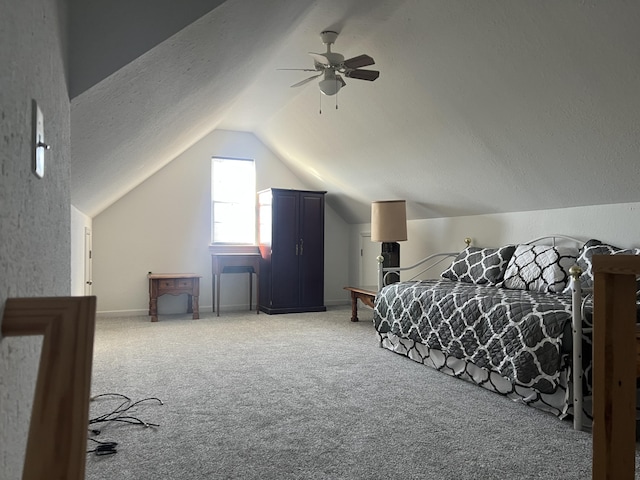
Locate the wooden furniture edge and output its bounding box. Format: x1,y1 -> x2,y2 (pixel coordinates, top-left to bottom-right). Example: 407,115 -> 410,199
148,274 -> 201,322
211,253 -> 260,316
344,286 -> 376,322
147,273 -> 201,279
1,296 -> 97,480
591,254 -> 640,480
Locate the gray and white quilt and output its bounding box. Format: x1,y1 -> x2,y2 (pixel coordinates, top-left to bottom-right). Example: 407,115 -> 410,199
373,279 -> 578,394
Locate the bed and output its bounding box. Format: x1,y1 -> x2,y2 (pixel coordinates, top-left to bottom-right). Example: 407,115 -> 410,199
372,235 -> 640,431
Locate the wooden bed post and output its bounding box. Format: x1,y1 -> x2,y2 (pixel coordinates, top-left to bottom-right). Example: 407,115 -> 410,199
1,296 -> 96,480
592,255 -> 640,480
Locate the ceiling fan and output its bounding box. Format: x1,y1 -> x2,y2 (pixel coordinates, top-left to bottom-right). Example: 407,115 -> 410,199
280,30 -> 380,96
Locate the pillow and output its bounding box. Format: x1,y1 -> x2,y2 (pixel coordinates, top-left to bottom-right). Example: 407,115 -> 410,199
502,244 -> 578,293
572,239 -> 640,291
441,245 -> 516,285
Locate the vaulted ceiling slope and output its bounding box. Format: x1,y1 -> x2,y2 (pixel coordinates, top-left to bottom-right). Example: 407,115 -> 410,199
70,1 -> 640,223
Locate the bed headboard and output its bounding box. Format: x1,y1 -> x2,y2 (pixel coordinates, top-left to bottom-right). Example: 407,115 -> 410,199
524,234 -> 585,248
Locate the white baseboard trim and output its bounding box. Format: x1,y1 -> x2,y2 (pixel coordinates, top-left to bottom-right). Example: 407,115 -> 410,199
96,309 -> 149,317
325,299 -> 350,307
98,300 -> 351,317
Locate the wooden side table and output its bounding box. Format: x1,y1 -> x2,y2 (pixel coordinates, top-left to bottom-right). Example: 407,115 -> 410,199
211,253 -> 261,316
343,286 -> 377,322
148,273 -> 201,322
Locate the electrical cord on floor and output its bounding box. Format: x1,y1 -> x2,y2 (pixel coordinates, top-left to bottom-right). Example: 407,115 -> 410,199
87,393 -> 163,456
87,437 -> 118,456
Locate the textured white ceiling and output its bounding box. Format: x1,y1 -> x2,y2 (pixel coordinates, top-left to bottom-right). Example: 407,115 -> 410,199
70,0 -> 640,223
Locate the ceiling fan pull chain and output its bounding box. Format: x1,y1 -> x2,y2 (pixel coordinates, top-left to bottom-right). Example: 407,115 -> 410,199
319,90 -> 322,115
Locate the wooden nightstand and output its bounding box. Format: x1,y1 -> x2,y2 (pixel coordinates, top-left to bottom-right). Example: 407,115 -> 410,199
148,273 -> 201,322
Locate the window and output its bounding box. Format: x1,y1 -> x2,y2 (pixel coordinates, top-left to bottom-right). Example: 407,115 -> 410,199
211,157 -> 256,244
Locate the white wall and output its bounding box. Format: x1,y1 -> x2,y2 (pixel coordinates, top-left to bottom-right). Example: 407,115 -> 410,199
71,205 -> 92,296
0,0 -> 70,477
93,130 -> 350,315
350,202 -> 640,284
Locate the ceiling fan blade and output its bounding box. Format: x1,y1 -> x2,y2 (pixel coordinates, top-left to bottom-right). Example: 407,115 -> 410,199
290,73 -> 322,88
343,54 -> 375,69
309,52 -> 330,66
344,69 -> 380,81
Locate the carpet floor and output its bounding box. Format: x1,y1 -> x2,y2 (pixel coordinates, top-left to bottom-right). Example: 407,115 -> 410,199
86,305 -> 640,479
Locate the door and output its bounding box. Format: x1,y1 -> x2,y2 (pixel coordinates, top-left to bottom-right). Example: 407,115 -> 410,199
84,227 -> 93,295
360,232 -> 379,287
270,190 -> 299,308
298,192 -> 324,307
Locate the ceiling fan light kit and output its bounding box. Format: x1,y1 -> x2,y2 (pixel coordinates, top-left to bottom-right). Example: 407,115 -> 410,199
280,30 -> 380,97
318,71 -> 345,96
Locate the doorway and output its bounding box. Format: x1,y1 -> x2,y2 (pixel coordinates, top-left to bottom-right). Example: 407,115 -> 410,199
359,232 -> 379,287
84,227 -> 92,295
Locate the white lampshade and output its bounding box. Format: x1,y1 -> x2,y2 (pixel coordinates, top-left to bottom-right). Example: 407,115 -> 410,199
319,71 -> 343,96
371,200 -> 408,242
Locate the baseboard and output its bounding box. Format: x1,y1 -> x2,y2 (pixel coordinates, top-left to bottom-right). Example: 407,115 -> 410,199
98,301 -> 350,317
96,309 -> 149,317
325,299 -> 350,307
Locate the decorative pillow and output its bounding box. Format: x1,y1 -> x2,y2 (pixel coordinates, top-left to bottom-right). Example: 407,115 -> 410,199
502,244 -> 578,293
572,239 -> 640,291
441,245 -> 516,285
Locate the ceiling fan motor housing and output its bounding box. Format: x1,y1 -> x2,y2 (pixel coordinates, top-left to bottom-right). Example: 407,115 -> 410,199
320,30 -> 339,45
324,52 -> 344,65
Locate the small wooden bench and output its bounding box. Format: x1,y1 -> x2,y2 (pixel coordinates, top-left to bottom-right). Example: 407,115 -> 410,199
343,286 -> 377,322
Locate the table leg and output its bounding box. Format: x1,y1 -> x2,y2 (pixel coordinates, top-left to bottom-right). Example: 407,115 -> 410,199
350,292 -> 359,322
150,297 -> 158,322
256,272 -> 260,315
216,273 -> 221,317
192,295 -> 199,319
211,257 -> 216,312
249,271 -> 253,311
187,294 -> 193,314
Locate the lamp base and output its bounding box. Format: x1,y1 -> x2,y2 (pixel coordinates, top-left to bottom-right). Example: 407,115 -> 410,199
381,242 -> 400,285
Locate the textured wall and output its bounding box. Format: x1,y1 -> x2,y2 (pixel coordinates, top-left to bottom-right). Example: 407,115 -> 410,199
0,0 -> 70,478
69,0 -> 225,97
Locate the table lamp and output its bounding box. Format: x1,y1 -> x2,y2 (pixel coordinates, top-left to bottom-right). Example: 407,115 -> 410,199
371,200 -> 407,285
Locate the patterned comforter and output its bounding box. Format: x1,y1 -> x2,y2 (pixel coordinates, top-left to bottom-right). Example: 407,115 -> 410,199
373,279 -> 576,394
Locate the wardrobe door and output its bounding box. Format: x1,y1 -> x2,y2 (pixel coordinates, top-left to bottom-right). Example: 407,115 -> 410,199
269,190 -> 299,308
298,192 -> 325,308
